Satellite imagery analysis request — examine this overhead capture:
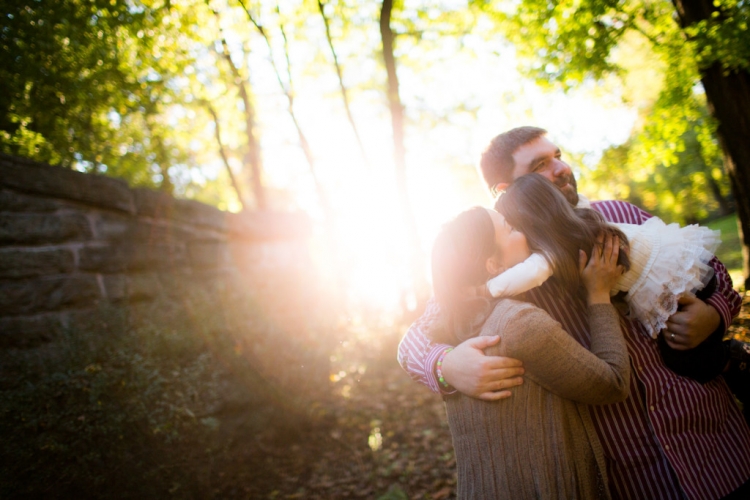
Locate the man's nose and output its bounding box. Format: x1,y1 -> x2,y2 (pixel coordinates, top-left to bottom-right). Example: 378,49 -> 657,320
538,159 -> 572,181
550,159 -> 572,179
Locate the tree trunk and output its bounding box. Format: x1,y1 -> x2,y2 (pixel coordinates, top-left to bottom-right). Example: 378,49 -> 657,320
672,0 -> 750,288
208,2 -> 266,210
219,38 -> 266,211
704,67 -> 750,288
206,102 -> 246,211
704,169 -> 733,217
380,0 -> 428,307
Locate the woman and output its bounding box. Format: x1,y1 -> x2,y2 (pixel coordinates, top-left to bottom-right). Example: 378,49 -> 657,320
431,204 -> 630,498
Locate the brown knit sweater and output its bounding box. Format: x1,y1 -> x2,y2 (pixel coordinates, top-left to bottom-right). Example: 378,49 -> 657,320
445,299 -> 630,500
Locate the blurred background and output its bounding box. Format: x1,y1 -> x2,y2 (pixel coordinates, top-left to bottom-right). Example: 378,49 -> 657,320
1,0 -> 748,498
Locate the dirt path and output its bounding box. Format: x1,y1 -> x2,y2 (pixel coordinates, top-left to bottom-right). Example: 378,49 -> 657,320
216,332 -> 457,499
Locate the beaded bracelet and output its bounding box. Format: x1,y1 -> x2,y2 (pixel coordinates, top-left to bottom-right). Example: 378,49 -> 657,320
436,347 -> 454,389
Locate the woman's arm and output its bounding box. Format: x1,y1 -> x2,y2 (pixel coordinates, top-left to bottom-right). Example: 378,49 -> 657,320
484,233 -> 629,405
485,302 -> 630,405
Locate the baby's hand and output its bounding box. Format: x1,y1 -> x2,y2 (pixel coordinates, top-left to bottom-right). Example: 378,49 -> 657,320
580,234 -> 625,305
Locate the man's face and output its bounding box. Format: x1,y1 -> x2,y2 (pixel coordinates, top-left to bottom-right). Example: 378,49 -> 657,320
510,136 -> 579,205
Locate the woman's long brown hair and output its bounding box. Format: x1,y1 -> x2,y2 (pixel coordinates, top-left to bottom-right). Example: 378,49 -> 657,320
429,174 -> 631,344
430,207 -> 496,344
495,173 -> 630,292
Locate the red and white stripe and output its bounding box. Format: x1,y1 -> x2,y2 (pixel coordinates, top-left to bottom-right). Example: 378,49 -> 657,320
397,199 -> 749,499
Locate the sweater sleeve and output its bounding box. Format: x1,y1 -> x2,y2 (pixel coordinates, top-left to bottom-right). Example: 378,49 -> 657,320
486,253 -> 553,298
486,302 -> 630,405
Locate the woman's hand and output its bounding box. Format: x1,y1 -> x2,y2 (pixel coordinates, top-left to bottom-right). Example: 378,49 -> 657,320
580,234 -> 625,305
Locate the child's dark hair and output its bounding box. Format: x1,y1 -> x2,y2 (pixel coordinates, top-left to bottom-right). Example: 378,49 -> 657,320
495,173 -> 630,291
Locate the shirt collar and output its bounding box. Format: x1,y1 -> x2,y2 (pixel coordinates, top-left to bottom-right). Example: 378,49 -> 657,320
576,194 -> 591,209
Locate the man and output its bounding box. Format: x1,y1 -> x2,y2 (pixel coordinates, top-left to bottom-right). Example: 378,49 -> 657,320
398,126 -> 750,498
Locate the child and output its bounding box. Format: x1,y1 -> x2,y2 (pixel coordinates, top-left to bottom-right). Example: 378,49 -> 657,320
487,175 -> 719,340
487,174 -> 749,421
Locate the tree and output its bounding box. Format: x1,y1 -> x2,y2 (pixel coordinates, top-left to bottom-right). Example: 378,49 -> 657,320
588,124 -> 733,225
579,33 -> 733,225
0,0 -> 207,190
478,0 -> 750,287
208,3 -> 266,210
674,0 -> 750,288
316,0 -> 370,168
380,0 -> 429,306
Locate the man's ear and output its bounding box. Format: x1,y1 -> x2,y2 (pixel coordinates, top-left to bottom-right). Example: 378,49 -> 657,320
494,182 -> 509,195
485,256 -> 506,277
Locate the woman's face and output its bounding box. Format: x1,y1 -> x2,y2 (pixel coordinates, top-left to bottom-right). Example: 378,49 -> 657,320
484,208 -> 531,272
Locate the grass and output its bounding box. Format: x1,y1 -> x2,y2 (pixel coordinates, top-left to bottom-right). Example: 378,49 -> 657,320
0,283 -> 337,498
0,286 -> 460,499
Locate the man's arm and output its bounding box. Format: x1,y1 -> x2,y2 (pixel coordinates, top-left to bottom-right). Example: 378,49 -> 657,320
397,297 -> 524,400
593,200 -> 742,378
664,256 -> 741,350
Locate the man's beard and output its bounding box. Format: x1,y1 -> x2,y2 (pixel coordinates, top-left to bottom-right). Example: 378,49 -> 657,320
558,176 -> 579,206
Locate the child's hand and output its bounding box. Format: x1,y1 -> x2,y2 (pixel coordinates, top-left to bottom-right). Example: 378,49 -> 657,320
580,234 -> 625,305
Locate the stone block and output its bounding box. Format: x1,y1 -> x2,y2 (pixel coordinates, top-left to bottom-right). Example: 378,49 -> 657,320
0,313 -> 66,348
0,154 -> 134,213
227,211 -> 311,241
133,188 -> 174,218
0,213 -> 92,244
230,240 -> 310,275
102,273 -> 160,302
0,189 -> 60,212
172,198 -> 227,231
94,213 -> 194,244
0,275 -> 101,315
133,188 -> 227,231
102,274 -> 127,301
78,245 -> 128,273
0,248 -> 75,278
188,241 -> 230,269
93,213 -> 138,241
78,243 -> 187,273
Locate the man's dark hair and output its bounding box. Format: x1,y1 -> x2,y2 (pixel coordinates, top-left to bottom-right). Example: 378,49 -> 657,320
480,126 -> 547,195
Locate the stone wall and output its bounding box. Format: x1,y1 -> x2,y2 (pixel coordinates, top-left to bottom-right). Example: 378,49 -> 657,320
0,153 -> 312,349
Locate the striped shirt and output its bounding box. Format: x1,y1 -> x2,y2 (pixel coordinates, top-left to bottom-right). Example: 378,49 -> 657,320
397,200 -> 749,499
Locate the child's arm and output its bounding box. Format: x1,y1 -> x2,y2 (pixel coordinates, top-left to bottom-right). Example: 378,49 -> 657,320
486,253 -> 553,298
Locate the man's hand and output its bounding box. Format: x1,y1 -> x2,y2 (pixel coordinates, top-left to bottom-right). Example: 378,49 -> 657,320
441,336 -> 524,401
664,293 -> 721,350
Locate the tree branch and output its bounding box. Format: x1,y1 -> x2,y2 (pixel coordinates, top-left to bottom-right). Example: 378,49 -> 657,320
204,101 -> 246,210
316,0 -> 370,167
